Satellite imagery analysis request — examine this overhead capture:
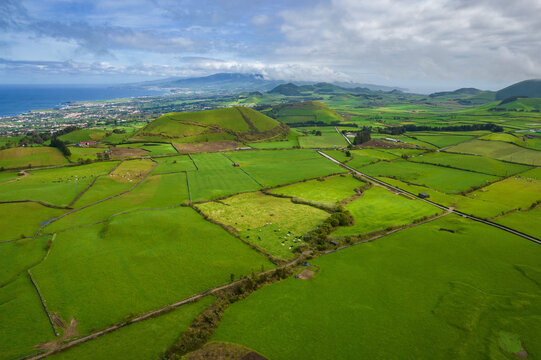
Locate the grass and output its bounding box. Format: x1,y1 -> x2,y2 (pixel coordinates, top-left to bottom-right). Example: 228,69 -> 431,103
68,147 -> 108,161
152,155 -> 197,174
0,274 -> 57,360
493,205 -> 541,239
455,169 -> 541,218
213,215 -> 541,359
226,150 -> 346,187
411,151 -> 531,176
118,143 -> 177,156
188,153 -> 261,202
0,203 -> 65,242
248,130 -> 301,149
270,174 -> 364,207
360,159 -> 500,193
273,101 -> 342,124
197,192 -> 329,258
46,172 -> 190,232
49,297 -> 214,360
332,186 -> 441,237
298,133 -> 348,148
407,133 -> 475,148
0,147 -> 69,169
0,162 -> 117,206
447,139 -> 541,166
32,207 -> 274,336
58,129 -> 106,143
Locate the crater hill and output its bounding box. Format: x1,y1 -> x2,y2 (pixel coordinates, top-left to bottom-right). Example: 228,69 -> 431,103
131,107 -> 289,152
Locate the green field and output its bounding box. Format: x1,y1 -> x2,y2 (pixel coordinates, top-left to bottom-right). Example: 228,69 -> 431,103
197,192 -> 329,258
411,151 -> 531,176
298,133 -> 348,148
32,207 -> 273,336
0,161 -> 117,206
407,133 -> 476,148
68,147 -> 108,161
493,205 -> 541,239
332,186 -> 441,237
0,147 -> 69,169
447,139 -> 541,165
118,142 -> 177,156
272,101 -> 342,124
454,168 -> 541,218
227,150 -> 346,187
152,155 -> 197,174
360,159 -> 499,193
49,297 -> 214,360
213,216 -> 541,359
270,174 -> 363,207
188,153 -> 261,201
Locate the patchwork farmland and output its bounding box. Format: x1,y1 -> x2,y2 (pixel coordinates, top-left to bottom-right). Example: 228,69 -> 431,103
1,99 -> 540,360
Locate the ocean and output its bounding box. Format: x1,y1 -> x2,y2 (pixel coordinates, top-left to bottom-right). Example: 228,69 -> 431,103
0,85 -> 167,117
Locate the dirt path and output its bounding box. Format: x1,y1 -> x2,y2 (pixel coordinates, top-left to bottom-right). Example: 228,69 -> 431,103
1,170 -> 29,184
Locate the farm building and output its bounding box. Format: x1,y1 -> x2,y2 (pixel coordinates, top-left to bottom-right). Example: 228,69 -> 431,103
418,192 -> 430,199
77,141 -> 97,147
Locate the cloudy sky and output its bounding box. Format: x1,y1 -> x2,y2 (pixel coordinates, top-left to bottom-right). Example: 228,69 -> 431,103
1,0 -> 540,92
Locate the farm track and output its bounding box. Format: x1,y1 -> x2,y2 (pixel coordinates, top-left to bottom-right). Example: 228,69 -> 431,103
318,151 -> 541,245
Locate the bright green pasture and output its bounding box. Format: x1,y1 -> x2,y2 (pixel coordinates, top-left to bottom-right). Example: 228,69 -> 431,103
378,148 -> 427,157
0,235 -> 50,286
447,140 -> 541,165
68,147 -> 108,161
197,192 -> 329,258
213,216 -> 541,360
371,134 -> 437,149
118,142 -> 177,156
58,129 -> 106,143
0,170 -> 19,183
49,297 -> 214,360
151,155 -> 196,174
455,169 -> 541,218
227,150 -> 346,187
407,134 -> 475,148
270,174 -> 363,206
0,147 -> 68,169
188,153 -> 261,201
493,206 -> 541,239
33,207 -> 273,335
0,203 -> 65,242
0,274 -> 56,360
0,162 -> 116,206
360,160 -> 499,193
411,152 -> 531,176
377,177 -> 469,208
46,173 -> 190,232
333,186 -> 441,237
74,159 -> 155,207
298,133 -> 347,148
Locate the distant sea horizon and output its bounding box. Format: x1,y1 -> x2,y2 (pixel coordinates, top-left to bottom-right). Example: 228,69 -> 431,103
0,84 -> 168,117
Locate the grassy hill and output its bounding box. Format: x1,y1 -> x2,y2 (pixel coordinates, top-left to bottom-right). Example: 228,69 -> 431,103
132,107 -> 288,144
496,79 -> 541,100
489,97 -> 541,112
264,101 -> 343,126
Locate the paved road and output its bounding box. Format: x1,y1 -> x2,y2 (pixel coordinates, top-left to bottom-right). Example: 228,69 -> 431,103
318,151 -> 541,245
335,126 -> 353,145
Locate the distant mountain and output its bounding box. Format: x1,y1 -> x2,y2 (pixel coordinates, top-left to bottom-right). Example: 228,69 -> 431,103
268,82 -> 394,97
134,73 -> 284,93
129,73 -> 405,95
496,79 -> 541,100
429,88 -> 483,98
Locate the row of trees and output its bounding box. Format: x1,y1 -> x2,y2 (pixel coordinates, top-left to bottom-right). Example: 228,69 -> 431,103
378,123 -> 503,134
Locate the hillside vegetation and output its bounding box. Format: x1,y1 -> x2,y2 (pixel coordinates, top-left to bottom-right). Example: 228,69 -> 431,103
496,79 -> 541,100
265,101 -> 343,126
132,107 -> 288,143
